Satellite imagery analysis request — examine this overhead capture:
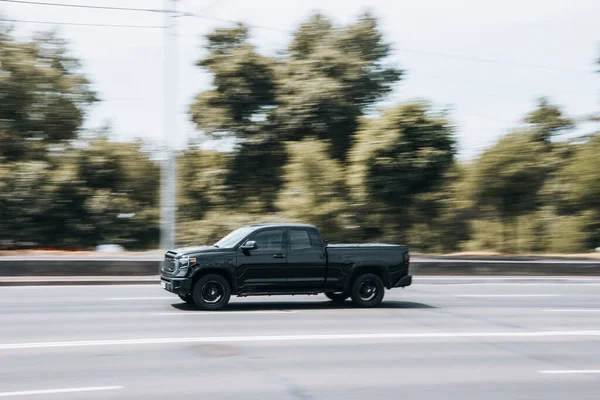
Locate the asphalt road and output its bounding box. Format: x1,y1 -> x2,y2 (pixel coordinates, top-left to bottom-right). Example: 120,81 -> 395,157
1,279 -> 600,399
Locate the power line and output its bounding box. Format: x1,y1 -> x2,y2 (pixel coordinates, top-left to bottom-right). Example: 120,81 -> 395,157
182,11 -> 289,33
0,0 -> 163,13
197,0 -> 224,14
182,12 -> 592,75
395,47 -> 591,75
0,18 -> 164,29
3,0 -> 592,75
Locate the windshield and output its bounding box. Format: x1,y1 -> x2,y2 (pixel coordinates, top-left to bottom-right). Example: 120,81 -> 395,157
213,226 -> 255,248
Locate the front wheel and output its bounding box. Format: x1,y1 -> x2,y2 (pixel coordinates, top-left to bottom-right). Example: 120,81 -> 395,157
192,274 -> 231,311
350,273 -> 385,308
325,292 -> 349,303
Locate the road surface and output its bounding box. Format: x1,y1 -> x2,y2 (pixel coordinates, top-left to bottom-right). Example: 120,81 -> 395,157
1,279 -> 599,399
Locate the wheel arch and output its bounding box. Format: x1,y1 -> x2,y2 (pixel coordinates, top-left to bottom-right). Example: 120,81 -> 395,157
191,268 -> 235,292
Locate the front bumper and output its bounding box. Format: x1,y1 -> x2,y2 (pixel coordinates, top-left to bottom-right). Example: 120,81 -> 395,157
160,276 -> 192,295
393,275 -> 412,288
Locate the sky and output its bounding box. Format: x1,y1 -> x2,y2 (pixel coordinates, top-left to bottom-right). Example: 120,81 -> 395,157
1,0 -> 599,160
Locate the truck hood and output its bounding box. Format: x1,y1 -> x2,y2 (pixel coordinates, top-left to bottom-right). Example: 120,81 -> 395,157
171,246 -> 223,256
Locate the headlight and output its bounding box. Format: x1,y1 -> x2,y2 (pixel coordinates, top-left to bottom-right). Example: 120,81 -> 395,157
179,256 -> 190,267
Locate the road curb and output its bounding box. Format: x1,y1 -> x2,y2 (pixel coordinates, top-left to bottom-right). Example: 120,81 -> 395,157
0,276 -> 158,286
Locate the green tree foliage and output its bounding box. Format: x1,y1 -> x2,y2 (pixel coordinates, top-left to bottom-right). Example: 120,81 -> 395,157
188,24 -> 284,211
76,139 -> 160,248
349,102 -> 456,212
563,135 -> 600,212
275,13 -> 402,161
222,138 -> 287,212
473,133 -> 551,250
0,28 -> 97,161
276,139 -> 352,239
406,165 -> 474,252
189,13 -> 401,162
524,97 -> 574,142
3,16 -> 599,254
348,102 -> 456,242
552,134 -> 600,249
0,139 -> 160,249
189,24 -> 276,137
177,149 -> 228,221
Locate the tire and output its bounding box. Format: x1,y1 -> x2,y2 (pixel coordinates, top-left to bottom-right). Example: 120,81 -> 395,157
325,292 -> 349,303
178,293 -> 194,304
192,274 -> 231,311
350,273 -> 385,308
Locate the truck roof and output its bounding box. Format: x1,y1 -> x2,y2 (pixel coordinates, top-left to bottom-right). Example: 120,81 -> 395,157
246,223 -> 316,229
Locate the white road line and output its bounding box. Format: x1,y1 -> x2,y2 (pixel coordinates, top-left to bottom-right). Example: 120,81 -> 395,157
1,330 -> 600,350
539,370 -> 600,374
419,283 -> 600,286
152,311 -> 295,316
543,309 -> 600,313
105,297 -> 174,300
0,386 -> 123,397
454,294 -> 560,298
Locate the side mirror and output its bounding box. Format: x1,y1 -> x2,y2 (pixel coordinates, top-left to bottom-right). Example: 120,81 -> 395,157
240,240 -> 257,250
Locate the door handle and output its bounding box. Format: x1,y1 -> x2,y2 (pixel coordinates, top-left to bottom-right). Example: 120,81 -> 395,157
273,254 -> 286,259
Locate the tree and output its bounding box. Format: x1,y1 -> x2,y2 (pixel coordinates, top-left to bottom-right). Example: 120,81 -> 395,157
560,134 -> 600,211
0,28 -> 97,161
273,13 -> 402,161
406,164 -> 473,252
76,138 -> 160,248
188,12 -> 402,164
222,137 -> 287,212
188,24 -> 284,211
524,97 -> 573,142
348,102 -> 456,241
276,139 -> 351,239
189,24 -> 277,139
177,149 -> 228,221
473,133 -> 551,251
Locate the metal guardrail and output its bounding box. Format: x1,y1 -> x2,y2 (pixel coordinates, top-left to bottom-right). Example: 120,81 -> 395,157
0,256 -> 599,277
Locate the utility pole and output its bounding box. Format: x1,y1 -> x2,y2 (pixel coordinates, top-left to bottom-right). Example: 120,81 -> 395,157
160,0 -> 178,250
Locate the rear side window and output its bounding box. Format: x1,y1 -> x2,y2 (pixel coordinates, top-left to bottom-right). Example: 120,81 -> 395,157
308,229 -> 323,247
289,229 -> 311,250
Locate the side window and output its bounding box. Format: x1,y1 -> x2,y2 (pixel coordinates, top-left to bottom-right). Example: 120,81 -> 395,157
289,229 -> 311,250
250,229 -> 283,251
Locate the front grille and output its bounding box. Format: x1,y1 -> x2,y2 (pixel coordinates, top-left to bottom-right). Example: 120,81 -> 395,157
161,251 -> 178,274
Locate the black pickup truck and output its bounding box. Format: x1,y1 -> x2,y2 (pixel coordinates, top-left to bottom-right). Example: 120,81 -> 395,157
160,223 -> 411,310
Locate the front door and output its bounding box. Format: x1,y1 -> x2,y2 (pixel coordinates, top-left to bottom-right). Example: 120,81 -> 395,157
285,228 -> 326,291
235,228 -> 287,292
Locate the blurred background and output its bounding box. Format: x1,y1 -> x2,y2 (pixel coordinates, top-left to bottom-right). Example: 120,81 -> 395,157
0,0 -> 598,254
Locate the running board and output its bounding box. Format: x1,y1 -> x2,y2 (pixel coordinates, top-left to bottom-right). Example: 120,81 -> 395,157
236,291 -> 321,297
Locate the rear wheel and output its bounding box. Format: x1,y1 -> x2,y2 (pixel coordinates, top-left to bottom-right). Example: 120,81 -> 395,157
178,293 -> 194,304
350,273 -> 385,308
325,292 -> 349,303
192,274 -> 231,311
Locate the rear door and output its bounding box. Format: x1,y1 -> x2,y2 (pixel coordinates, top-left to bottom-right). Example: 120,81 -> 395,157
235,228 -> 288,291
285,228 -> 326,291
